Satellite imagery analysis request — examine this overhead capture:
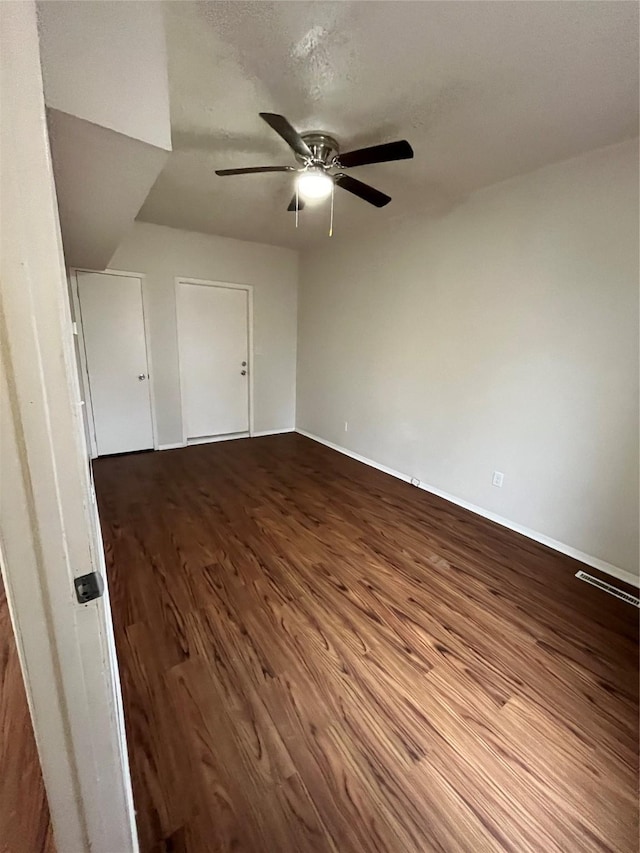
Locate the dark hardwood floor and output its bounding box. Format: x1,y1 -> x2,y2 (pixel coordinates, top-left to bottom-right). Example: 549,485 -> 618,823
0,579 -> 54,853
93,433 -> 639,853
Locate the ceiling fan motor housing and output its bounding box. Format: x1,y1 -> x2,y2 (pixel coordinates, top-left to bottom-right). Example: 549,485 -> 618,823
296,132 -> 340,167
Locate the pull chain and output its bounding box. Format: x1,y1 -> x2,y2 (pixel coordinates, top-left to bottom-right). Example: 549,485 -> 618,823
295,184 -> 299,228
329,181 -> 334,237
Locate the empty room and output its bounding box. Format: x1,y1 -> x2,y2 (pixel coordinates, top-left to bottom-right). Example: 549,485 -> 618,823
1,1 -> 638,851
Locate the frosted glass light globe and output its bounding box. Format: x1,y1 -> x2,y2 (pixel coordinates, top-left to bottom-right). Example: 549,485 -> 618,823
296,168 -> 333,202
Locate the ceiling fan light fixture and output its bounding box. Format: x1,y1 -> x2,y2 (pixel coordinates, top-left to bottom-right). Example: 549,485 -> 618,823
296,167 -> 333,202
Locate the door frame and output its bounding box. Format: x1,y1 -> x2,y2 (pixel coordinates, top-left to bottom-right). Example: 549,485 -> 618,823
175,277 -> 254,445
1,4 -> 138,849
71,267 -> 158,458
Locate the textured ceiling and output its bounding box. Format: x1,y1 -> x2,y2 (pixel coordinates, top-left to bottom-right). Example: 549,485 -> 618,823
137,1 -> 639,248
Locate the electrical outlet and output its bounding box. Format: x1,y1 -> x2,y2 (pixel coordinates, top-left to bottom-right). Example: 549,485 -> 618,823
344,421 -> 348,432
492,471 -> 504,488
410,477 -> 420,487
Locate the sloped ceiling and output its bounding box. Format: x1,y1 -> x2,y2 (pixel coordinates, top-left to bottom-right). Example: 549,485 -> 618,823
137,0 -> 639,248
38,0 -> 171,269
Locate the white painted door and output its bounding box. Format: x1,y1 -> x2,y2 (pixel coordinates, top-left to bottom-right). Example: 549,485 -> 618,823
77,271 -> 154,455
177,282 -> 249,439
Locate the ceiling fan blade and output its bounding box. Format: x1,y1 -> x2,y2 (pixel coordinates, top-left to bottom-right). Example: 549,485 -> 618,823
287,194 -> 305,212
339,140 -> 413,168
335,173 -> 391,208
215,166 -> 294,176
259,113 -> 313,160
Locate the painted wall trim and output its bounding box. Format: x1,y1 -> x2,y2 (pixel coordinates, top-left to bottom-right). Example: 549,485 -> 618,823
296,429 -> 639,589
0,5 -> 138,847
252,428 -> 295,437
157,430 -> 292,449
187,432 -> 250,446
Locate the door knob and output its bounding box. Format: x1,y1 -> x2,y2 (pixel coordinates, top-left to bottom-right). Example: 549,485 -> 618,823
241,361 -> 247,367
138,374 -> 147,381
240,370 -> 247,376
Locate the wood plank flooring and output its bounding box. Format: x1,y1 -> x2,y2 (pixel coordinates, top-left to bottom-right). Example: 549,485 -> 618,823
0,578 -> 54,853
93,433 -> 639,853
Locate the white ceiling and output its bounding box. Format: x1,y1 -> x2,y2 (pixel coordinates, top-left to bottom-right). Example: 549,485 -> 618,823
137,1 -> 639,249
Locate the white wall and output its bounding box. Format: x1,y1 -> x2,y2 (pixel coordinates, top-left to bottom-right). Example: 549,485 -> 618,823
297,139 -> 639,580
48,113 -> 170,270
109,222 -> 298,445
38,0 -> 171,150
37,0 -> 171,270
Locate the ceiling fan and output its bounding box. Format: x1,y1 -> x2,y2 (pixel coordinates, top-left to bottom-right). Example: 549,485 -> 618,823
215,112 -> 414,212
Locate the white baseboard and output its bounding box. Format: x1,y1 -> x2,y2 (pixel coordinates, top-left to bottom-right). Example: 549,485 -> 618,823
157,429 -> 294,450
296,429 -> 639,589
187,432 -> 249,446
251,428 -> 295,437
